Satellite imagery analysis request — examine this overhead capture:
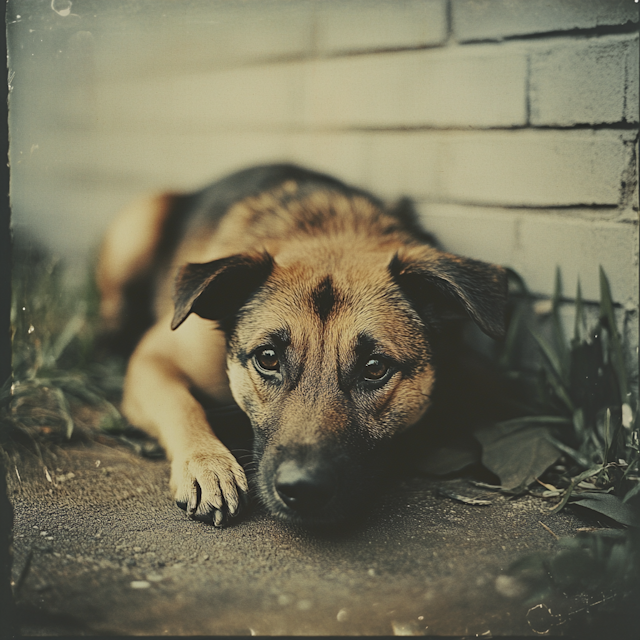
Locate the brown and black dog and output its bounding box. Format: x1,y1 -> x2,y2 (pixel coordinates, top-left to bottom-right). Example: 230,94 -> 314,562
97,164 -> 507,528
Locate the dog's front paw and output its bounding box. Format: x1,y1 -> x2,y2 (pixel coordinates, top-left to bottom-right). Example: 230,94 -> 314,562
171,442 -> 249,527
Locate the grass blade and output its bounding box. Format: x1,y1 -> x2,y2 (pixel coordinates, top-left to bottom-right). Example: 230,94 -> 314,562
50,386 -> 75,440
550,466 -> 603,514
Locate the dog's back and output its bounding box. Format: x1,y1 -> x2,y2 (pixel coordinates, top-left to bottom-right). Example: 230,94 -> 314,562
98,164 -> 434,354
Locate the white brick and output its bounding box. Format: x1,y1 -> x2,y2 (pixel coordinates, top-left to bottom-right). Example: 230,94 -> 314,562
92,2 -> 315,81
360,130 -> 630,207
530,35 -> 638,126
304,45 -> 527,128
438,130 -> 630,207
9,129 -> 295,262
452,0 -> 639,42
315,0 -> 447,53
283,133 -> 372,190
367,133 -> 443,199
626,36 -> 640,123
92,62 -> 306,131
417,204 -> 639,306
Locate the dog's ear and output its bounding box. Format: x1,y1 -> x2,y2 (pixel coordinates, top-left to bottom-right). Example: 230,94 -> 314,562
389,247 -> 508,339
171,252 -> 274,330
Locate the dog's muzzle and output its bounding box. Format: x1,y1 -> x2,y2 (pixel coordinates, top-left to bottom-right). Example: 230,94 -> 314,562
274,459 -> 336,513
255,433 -> 391,526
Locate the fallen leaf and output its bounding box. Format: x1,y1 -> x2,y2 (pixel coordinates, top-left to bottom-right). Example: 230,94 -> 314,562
475,423 -> 561,491
569,492 -> 640,528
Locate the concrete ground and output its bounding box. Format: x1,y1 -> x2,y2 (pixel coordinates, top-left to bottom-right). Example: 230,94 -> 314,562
5,438 -> 635,637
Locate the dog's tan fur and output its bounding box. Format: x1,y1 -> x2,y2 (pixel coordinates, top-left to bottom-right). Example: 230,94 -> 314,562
98,165 -> 507,527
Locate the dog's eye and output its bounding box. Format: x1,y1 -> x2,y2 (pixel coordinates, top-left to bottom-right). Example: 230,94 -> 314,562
255,347 -> 280,372
363,358 -> 389,381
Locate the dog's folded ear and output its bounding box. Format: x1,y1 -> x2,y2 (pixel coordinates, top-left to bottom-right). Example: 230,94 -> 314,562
171,252 -> 274,330
389,247 -> 508,339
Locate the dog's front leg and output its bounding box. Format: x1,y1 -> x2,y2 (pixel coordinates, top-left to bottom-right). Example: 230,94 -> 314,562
122,328 -> 248,527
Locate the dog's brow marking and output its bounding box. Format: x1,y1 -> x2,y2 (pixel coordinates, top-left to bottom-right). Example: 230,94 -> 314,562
311,276 -> 336,323
354,332 -> 378,358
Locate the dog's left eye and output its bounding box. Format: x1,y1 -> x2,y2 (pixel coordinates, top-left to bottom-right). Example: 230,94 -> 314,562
254,347 -> 280,372
363,358 -> 390,382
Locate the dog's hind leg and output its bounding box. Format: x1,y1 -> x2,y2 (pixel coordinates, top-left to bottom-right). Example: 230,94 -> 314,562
96,192 -> 181,355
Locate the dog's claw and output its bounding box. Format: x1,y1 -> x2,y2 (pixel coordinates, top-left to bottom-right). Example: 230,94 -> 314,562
186,481 -> 200,517
171,446 -> 249,527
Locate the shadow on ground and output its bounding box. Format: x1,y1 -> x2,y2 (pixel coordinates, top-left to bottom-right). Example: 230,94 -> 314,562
7,438 -> 637,637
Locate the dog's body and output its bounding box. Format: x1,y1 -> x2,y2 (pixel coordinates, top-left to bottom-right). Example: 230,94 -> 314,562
98,164 -> 507,527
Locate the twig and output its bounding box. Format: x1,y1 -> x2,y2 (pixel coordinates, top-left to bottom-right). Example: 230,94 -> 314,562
468,480 -> 502,491
538,521 -> 560,540
438,486 -> 492,506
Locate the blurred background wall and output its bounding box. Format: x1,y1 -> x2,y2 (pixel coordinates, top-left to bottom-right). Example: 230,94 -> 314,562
7,0 -> 639,359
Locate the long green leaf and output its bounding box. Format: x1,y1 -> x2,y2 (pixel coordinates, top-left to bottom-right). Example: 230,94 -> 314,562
573,280 -> 587,345
499,302 -> 527,370
495,415 -> 572,430
551,267 -> 569,374
599,267 -> 628,403
531,331 -> 574,413
569,492 -> 640,528
545,434 -> 592,469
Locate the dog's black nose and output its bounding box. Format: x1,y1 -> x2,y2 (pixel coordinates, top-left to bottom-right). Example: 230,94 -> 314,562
275,460 -> 335,512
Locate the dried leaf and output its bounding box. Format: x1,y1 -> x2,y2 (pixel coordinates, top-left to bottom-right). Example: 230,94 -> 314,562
476,423 -> 561,491
438,486 -> 492,506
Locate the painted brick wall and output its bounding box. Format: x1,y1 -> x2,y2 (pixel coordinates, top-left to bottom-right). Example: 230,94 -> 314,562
7,0 -> 639,365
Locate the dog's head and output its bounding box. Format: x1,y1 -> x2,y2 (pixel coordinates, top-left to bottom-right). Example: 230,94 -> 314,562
171,242 -> 507,526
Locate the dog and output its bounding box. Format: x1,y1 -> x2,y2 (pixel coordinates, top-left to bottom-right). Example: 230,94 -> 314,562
97,164 -> 508,528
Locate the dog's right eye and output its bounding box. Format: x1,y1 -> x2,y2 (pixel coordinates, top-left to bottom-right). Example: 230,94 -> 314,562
254,347 -> 280,373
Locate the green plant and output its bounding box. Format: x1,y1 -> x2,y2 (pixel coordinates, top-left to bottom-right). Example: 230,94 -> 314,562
1,242 -> 126,451
467,267 -> 639,522
529,267 -> 638,522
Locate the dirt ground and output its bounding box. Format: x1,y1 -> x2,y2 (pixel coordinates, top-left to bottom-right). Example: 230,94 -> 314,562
4,438 -> 637,637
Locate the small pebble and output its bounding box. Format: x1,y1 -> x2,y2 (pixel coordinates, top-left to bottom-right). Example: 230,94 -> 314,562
495,575 -> 526,599
391,621 -> 421,636
337,608 -> 348,622
146,573 -> 163,583
130,580 -> 151,589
